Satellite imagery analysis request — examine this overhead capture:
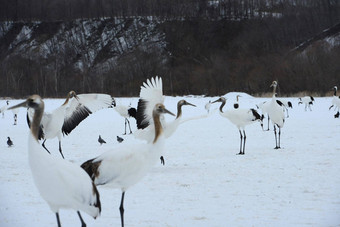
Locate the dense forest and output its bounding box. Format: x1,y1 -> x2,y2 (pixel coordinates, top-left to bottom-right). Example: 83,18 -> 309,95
0,0 -> 340,97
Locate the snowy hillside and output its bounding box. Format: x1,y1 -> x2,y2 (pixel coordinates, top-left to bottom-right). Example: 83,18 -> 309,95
0,18 -> 166,74
1,95 -> 340,226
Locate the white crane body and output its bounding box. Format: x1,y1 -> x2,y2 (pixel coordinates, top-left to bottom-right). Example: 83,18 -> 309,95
8,95 -> 101,226
27,92 -> 113,158
266,81 -> 285,149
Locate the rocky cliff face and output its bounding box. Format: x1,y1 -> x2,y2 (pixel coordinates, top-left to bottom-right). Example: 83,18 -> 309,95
0,18 -> 170,96
1,18 -> 166,74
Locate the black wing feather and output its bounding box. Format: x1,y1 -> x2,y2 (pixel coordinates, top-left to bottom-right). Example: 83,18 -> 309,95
62,105 -> 92,135
136,99 -> 149,129
128,107 -> 137,119
250,108 -> 261,121
276,100 -> 283,106
287,101 -> 293,108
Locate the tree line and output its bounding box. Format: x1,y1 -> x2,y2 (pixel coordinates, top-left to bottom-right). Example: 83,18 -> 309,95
1,0 -> 338,24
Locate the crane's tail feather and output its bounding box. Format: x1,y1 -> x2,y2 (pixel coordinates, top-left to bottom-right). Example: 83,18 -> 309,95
81,159 -> 102,182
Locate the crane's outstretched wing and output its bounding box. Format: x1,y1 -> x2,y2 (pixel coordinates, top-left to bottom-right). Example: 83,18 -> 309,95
136,76 -> 164,129
62,94 -> 113,135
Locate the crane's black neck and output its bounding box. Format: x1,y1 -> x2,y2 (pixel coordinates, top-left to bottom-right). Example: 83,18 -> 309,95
219,100 -> 226,113
176,103 -> 183,119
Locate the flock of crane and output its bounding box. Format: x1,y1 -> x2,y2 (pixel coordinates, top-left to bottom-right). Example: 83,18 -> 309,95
1,77 -> 340,227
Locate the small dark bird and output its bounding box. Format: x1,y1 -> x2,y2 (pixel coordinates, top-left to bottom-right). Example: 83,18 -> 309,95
335,111 -> 339,118
116,136 -> 124,143
160,156 -> 165,165
98,135 -> 106,145
7,137 -> 13,147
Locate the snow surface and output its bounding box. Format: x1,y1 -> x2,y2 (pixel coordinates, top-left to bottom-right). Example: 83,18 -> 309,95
1,95 -> 340,227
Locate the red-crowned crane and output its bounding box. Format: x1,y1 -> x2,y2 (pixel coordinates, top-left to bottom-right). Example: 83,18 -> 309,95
8,95 -> 101,227
257,99 -> 292,131
0,100 -> 9,118
81,103 -> 175,227
267,81 -> 285,149
298,96 -> 315,111
205,100 -> 211,113
1,100 -> 20,125
134,77 -> 197,164
26,91 -> 113,159
212,97 -> 262,155
112,101 -> 137,134
329,86 -> 340,117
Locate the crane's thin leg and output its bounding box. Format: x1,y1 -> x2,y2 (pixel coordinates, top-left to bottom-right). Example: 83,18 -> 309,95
14,114 -> 17,125
274,125 -> 279,149
266,115 -> 270,131
77,211 -> 86,227
160,156 -> 165,165
119,191 -> 125,227
242,130 -> 246,155
237,130 -> 243,155
56,212 -> 61,227
42,139 -> 51,154
278,127 -> 281,149
123,119 -> 127,135
58,141 -> 65,159
127,119 -> 132,134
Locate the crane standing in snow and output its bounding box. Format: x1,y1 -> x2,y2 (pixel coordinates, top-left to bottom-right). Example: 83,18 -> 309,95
257,98 -> 292,131
112,101 -> 137,135
298,96 -> 315,111
329,86 -> 340,118
267,81 -> 285,149
81,103 -> 175,227
9,95 -> 101,227
212,97 -> 262,155
0,100 -> 9,118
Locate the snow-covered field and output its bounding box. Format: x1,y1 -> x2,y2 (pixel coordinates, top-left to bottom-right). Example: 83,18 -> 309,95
1,94 -> 340,227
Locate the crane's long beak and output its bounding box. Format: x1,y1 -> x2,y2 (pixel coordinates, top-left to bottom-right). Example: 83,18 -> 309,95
212,98 -> 221,104
164,108 -> 175,116
186,102 -> 196,107
8,100 -> 28,110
